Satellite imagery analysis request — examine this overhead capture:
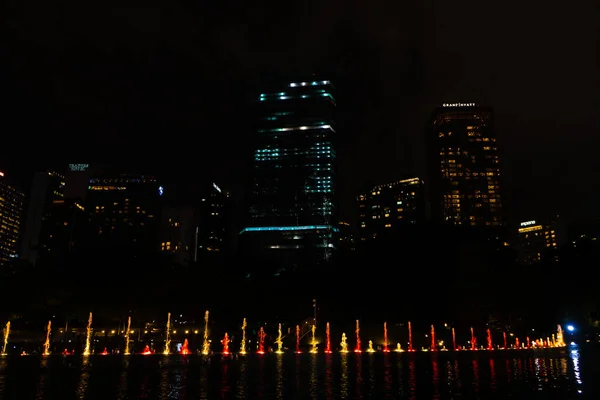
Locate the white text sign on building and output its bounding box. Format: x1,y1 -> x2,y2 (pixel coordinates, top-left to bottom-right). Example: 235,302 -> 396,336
442,103 -> 476,107
520,220 -> 536,227
69,164 -> 89,172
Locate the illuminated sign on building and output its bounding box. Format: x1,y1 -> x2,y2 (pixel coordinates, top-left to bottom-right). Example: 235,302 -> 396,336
520,220 -> 536,227
69,164 -> 89,172
442,103 -> 476,107
213,183 -> 221,193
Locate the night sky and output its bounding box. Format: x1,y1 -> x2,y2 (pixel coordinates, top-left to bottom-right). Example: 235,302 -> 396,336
3,1 -> 599,224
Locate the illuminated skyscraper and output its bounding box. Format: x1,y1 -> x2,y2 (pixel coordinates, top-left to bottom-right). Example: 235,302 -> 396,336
240,78 -> 337,272
357,178 -> 425,241
0,171 -> 25,265
427,104 -> 504,229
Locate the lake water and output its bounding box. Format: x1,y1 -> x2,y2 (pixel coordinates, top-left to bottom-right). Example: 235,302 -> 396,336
0,346 -> 593,399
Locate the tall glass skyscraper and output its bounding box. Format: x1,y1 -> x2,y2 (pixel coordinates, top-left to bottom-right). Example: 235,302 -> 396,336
427,103 -> 504,229
241,79 -> 337,272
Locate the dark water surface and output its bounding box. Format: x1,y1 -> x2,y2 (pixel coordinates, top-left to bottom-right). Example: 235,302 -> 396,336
0,346 -> 595,399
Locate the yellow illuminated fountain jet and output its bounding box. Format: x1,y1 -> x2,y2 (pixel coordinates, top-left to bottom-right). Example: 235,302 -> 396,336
275,323 -> 284,354
367,340 -> 375,353
1,321 -> 10,355
340,333 -> 349,353
43,321 -> 52,355
163,313 -> 171,355
240,318 -> 247,355
83,313 -> 92,356
310,325 -> 318,353
201,311 -> 210,355
124,316 -> 132,355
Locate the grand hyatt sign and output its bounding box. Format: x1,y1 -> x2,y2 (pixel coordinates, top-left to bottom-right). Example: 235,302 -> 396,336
69,164 -> 89,172
442,103 -> 476,107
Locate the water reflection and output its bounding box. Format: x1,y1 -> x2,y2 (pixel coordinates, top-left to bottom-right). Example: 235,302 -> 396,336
221,361 -> 231,399
324,354 -> 333,400
0,350 -> 590,400
76,357 -> 90,399
383,354 -> 392,399
431,359 -> 440,400
339,354 -> 349,399
36,357 -> 49,400
235,358 -> 247,399
115,360 -> 128,400
310,353 -> 318,400
408,359 -> 416,400
355,353 -> 363,399
571,347 -> 583,394
275,354 -> 284,400
471,359 -> 479,394
199,359 -> 209,400
489,359 -> 496,390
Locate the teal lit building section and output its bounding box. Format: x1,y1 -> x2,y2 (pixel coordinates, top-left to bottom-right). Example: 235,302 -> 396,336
242,79 -> 338,270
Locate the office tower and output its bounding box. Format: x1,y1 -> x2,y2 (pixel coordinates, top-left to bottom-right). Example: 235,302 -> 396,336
160,206 -> 196,266
427,103 -> 504,229
357,177 -> 425,241
516,218 -> 560,264
197,182 -> 231,254
86,174 -> 163,255
240,78 -> 337,272
0,171 -> 25,265
21,171 -> 68,265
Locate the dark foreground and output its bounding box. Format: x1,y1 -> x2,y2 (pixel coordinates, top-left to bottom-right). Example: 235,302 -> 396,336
0,346 -> 595,399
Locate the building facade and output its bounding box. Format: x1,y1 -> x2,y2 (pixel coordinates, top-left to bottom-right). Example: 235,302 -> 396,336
0,171 -> 25,265
427,104 -> 504,229
241,78 -> 338,272
516,218 -> 560,265
86,174 -> 163,255
357,177 -> 425,241
160,206 -> 196,266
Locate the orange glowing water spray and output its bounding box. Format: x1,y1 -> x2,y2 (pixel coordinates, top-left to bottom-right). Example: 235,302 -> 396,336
430,325 -> 436,351
486,329 -> 493,350
142,345 -> 152,355
43,321 -> 52,356
526,337 -> 530,348
503,332 -> 507,349
383,322 -> 389,352
295,325 -> 301,353
180,338 -> 190,354
354,320 -> 362,353
470,327 -> 476,350
222,333 -> 230,355
408,321 -> 413,352
100,347 -> 108,355
515,337 -> 520,348
201,311 -> 210,355
452,327 -> 457,350
257,327 -> 265,354
324,322 -> 332,353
